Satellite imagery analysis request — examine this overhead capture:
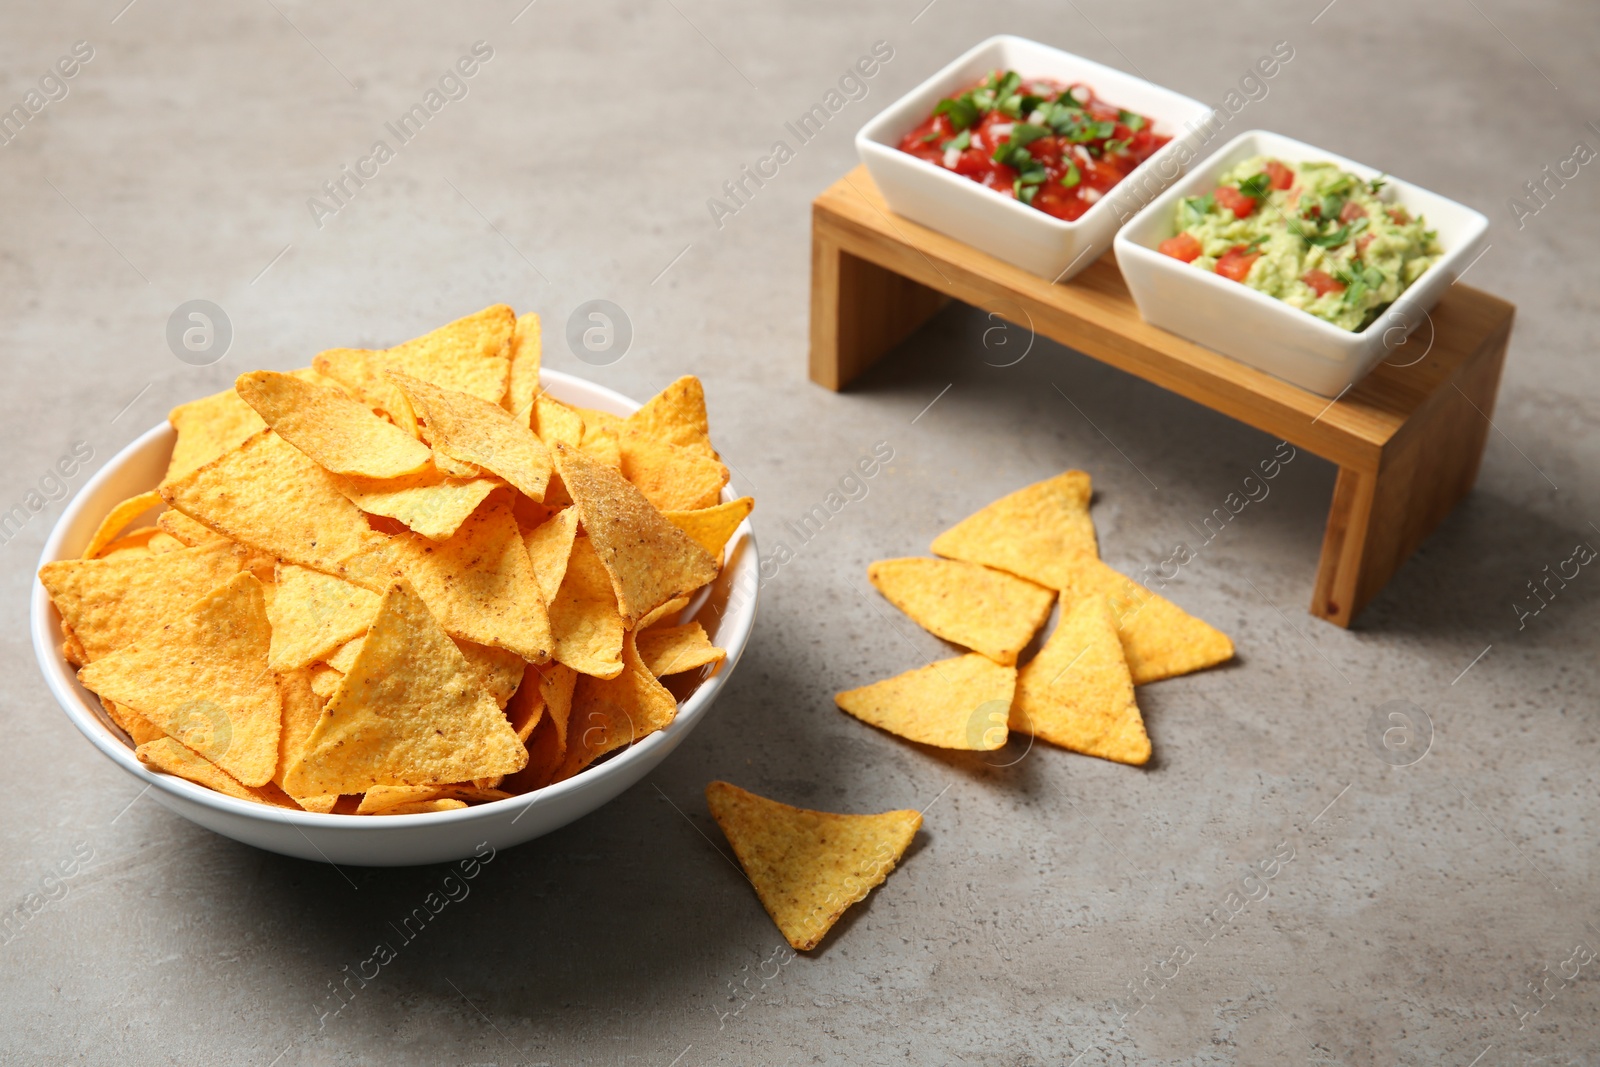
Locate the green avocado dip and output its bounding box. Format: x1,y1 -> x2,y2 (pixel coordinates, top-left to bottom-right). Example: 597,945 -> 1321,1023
1158,155 -> 1442,332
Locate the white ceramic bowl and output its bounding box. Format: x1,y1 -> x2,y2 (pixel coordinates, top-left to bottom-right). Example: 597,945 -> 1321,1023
856,34 -> 1211,282
1114,129 -> 1490,397
31,369 -> 759,867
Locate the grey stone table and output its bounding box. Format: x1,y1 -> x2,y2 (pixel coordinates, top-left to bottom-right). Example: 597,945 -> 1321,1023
2,2 -> 1596,1064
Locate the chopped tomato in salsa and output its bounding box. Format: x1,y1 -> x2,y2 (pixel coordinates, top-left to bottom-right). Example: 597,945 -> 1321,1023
1215,245 -> 1261,282
1301,269 -> 1345,297
1264,160 -> 1295,190
1213,185 -> 1258,219
1158,232 -> 1203,263
896,70 -> 1170,222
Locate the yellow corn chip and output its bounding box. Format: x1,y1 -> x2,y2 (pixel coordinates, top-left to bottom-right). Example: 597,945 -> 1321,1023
164,388 -> 267,485
157,508 -> 224,546
431,450 -> 481,478
638,595 -> 690,629
325,634 -> 363,674
287,366 -> 352,395
61,623 -> 88,667
79,573 -> 281,786
313,305 -> 514,431
137,738 -> 299,808
359,492 -> 553,662
931,471 -> 1100,587
147,531 -> 186,554
532,394 -> 584,449
664,497 -> 752,562
623,375 -> 713,448
235,370 -> 433,479
867,558 -> 1055,666
580,424 -> 622,468
454,638 -> 526,708
503,662 -> 576,793
556,631 -> 676,780
370,799 -> 468,815
105,699 -> 166,746
573,406 -> 622,434
275,667 -> 338,812
705,781 -> 921,951
356,784 -> 443,814
636,622 -> 725,677
283,579 -> 529,795
523,507 -> 578,605
160,430 -> 387,580
335,468 -> 498,543
38,541 -> 244,662
504,672 -> 545,742
83,490 -> 163,559
1011,596 -> 1150,765
266,563 -> 381,672
505,312 -> 541,421
549,536 -> 625,678
387,371 -> 551,501
620,437 -> 730,512
835,653 -> 1015,750
1057,557 -> 1234,684
95,528 -> 157,562
310,664 -> 343,701
553,443 -> 718,627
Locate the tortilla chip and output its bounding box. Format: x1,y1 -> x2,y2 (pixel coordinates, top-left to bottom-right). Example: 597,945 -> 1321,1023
235,370 -> 433,479
532,394 -> 584,449
39,541 -> 244,662
387,371 -> 551,501
95,528 -> 157,562
312,305 -> 514,431
619,438 -> 730,512
505,312 -> 541,421
266,563 -> 381,672
287,366 -> 352,395
164,388 -> 267,484
310,664 -> 343,701
705,781 -> 921,951
1057,557 -> 1234,684
157,508 -> 224,546
553,443 -> 718,627
555,631 -> 676,780
636,622 -> 725,677
867,558 -> 1055,666
624,375 -> 713,448
147,531 -> 186,554
370,798 -> 468,815
160,430 -> 388,579
504,662 -> 577,792
1011,596 -> 1150,765
504,673 -> 545,742
61,624 -> 88,668
335,468 -> 499,542
523,507 -> 578,605
835,653 -> 1015,750
931,471 -> 1100,587
79,573 -> 281,786
84,491 -> 163,559
431,450 -> 481,478
664,497 -> 752,562
549,536 -> 625,678
137,738 -> 299,808
574,406 -> 622,434
638,595 -> 690,629
580,425 -> 622,468
282,579 -> 529,795
105,699 -> 166,746
356,784 -> 443,814
358,492 -> 553,662
325,634 -> 363,674
275,668 -> 338,811
454,638 -> 526,708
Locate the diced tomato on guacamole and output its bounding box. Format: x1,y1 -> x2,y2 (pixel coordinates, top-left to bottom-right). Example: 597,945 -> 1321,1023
897,70 -> 1170,222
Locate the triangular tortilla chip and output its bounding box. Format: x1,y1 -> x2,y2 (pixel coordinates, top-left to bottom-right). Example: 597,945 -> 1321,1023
1010,596 -> 1150,765
549,536 -> 625,678
868,558 -> 1055,666
370,798 -> 467,815
504,672 -> 545,743
555,631 -> 676,780
580,424 -> 622,468
83,491 -> 163,559
623,375 -> 713,448
164,388 -> 266,485
454,638 -> 526,708
505,312 -> 541,421
148,531 -> 186,554
334,468 -> 499,542
39,541 -> 244,662
1057,557 -> 1234,684
313,305 -> 514,431
325,634 -> 363,673
160,430 -> 387,579
931,471 -> 1100,587
553,443 -> 718,627
705,781 -> 921,951
387,371 -> 551,501
235,370 -> 433,479
282,579 -> 529,795
532,394 -> 584,449
636,622 -> 725,677
79,573 -> 281,786
359,492 -> 553,662
523,507 -> 578,605
137,738 -> 299,808
664,496 -> 752,562
835,653 -> 1014,750
266,563 -> 381,672
638,595 -> 690,629
431,450 -> 481,478
620,438 -> 730,512
105,699 -> 166,746
275,667 -> 338,812
157,508 -> 224,546
93,528 -> 158,562
356,784 -> 443,814
504,663 -> 577,792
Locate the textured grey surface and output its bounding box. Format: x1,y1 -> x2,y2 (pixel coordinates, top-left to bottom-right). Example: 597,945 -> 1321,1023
2,1 -> 1598,1064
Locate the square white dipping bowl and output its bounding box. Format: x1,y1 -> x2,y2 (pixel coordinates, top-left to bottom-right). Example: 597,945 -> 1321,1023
1114,129 -> 1490,397
856,34 -> 1212,282
31,368 -> 758,867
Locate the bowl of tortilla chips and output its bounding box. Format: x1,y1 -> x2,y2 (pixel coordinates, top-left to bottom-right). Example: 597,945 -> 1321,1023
32,306 -> 758,866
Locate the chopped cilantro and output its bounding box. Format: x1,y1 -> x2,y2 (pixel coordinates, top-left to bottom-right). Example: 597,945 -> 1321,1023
1117,109 -> 1146,131
933,94 -> 979,131
1104,138 -> 1129,155
1334,259 -> 1385,305
942,129 -> 971,152
1237,172 -> 1273,200
1367,174 -> 1388,196
1061,161 -> 1081,187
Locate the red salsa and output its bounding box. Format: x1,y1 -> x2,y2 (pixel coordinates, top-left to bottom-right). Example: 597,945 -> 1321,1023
897,70 -> 1170,222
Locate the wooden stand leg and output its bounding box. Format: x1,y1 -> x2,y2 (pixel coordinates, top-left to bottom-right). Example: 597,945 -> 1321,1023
809,230 -> 947,391
1310,317 -> 1512,625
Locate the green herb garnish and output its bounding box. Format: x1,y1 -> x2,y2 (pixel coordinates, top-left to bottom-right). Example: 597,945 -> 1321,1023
933,94 -> 980,131
1117,109 -> 1146,131
942,129 -> 971,152
1237,172 -> 1273,200
1061,161 -> 1081,187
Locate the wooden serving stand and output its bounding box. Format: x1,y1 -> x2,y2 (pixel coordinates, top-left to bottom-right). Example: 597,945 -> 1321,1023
810,166 -> 1515,627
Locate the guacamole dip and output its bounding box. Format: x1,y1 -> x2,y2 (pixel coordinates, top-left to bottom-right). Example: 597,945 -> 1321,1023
1158,155 -> 1442,332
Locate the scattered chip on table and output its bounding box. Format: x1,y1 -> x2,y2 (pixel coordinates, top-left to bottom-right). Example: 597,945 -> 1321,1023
835,653 -> 1015,750
931,470 -> 1099,588
867,557 -> 1054,666
1056,556 -> 1234,684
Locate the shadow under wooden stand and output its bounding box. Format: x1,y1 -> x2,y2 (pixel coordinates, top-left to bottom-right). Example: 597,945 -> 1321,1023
810,166 -> 1515,628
